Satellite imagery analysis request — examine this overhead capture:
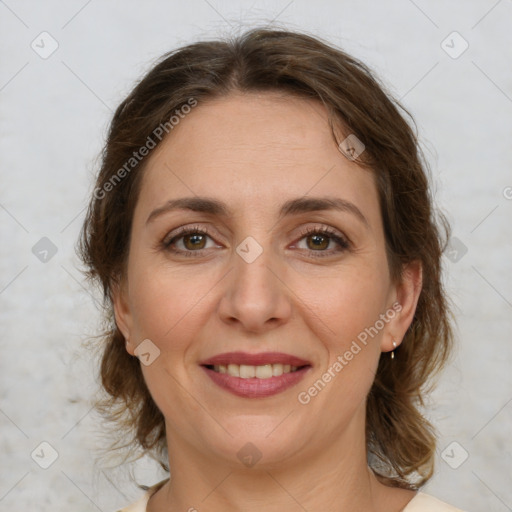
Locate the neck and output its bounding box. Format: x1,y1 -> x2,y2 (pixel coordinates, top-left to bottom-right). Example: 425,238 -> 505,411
147,412 -> 412,512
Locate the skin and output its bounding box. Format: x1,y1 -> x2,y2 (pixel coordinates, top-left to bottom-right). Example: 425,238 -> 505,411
113,92 -> 422,512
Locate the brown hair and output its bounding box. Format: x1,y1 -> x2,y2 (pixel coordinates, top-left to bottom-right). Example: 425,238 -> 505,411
78,28 -> 453,488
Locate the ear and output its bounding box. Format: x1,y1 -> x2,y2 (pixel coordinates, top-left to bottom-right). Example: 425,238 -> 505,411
381,260 -> 423,353
111,278 -> 136,356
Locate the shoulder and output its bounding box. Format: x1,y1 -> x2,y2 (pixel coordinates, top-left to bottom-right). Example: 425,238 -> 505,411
115,493 -> 147,512
115,479 -> 169,512
403,492 -> 466,511
115,486 -> 464,512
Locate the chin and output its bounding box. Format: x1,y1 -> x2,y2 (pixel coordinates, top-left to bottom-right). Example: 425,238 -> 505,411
201,416 -> 308,469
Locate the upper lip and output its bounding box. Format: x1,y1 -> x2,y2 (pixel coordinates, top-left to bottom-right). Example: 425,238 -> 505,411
200,352 -> 311,367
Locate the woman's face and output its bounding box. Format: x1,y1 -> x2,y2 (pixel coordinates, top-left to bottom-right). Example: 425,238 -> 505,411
113,92 -> 421,469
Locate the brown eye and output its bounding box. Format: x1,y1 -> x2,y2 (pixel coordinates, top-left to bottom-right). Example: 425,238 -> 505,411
182,233 -> 207,250
306,233 -> 330,251
294,226 -> 351,258
162,226 -> 220,257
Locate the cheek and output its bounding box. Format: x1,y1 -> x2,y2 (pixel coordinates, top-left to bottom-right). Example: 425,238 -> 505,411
129,265 -> 214,411
299,262 -> 390,341
296,277 -> 386,421
127,260 -> 218,350
294,262 -> 389,396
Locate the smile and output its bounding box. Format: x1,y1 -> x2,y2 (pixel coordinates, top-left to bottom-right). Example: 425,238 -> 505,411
200,352 -> 312,398
208,363 -> 301,379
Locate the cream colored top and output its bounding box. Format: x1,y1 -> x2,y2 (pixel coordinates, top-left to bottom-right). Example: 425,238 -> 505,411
116,480 -> 465,511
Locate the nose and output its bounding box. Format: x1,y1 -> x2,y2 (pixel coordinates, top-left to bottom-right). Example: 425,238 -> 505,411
217,242 -> 292,334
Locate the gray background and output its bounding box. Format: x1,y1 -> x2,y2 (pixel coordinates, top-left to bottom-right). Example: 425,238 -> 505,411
1,1 -> 511,510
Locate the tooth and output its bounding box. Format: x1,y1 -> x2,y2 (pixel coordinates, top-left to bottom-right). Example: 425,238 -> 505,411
213,363 -> 301,378
227,364 -> 240,377
239,364 -> 256,378
256,364 -> 273,379
272,363 -> 284,376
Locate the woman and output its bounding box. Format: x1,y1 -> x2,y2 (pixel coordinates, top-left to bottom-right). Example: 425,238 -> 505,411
79,28 -> 464,511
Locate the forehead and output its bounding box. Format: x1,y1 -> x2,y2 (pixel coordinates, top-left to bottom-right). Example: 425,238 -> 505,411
135,92 -> 379,221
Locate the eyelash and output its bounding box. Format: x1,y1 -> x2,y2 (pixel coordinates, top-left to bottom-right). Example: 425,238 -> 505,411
162,224 -> 351,259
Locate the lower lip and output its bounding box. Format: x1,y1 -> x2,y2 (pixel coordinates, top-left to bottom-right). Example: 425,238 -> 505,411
201,366 -> 311,398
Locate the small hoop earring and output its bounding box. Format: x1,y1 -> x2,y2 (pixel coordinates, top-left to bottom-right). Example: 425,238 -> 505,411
391,340 -> 397,359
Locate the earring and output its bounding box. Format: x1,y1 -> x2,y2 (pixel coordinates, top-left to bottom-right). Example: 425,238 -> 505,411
391,341 -> 397,359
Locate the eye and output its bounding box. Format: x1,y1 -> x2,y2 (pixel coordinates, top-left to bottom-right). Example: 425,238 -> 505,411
161,224 -> 351,258
293,226 -> 350,257
162,225 -> 219,257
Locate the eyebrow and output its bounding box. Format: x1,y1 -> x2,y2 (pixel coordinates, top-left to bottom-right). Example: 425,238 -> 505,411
146,195 -> 369,228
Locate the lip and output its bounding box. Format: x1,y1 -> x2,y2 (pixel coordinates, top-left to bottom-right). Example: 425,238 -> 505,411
200,351 -> 311,367
201,365 -> 311,398
199,352 -> 312,399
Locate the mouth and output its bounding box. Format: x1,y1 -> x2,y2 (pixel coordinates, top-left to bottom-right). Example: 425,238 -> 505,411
204,363 -> 306,379
200,352 -> 312,398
